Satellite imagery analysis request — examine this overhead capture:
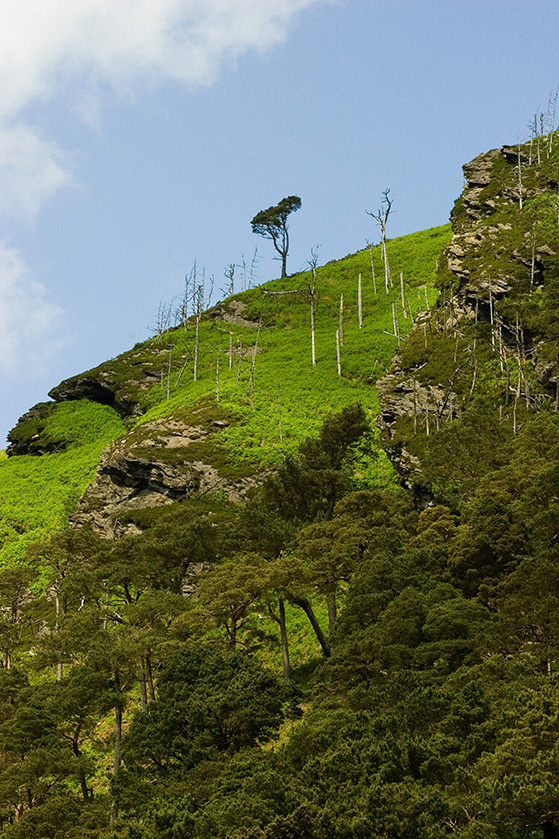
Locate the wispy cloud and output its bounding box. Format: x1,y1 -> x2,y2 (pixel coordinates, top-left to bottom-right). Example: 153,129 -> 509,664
0,0 -> 326,386
0,242 -> 63,374
0,0 -> 326,220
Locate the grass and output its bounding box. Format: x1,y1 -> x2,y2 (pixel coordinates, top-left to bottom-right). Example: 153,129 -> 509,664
137,225 -> 451,473
0,401 -> 125,565
0,225 -> 451,566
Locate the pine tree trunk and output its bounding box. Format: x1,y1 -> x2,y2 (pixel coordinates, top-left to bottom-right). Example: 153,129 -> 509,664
139,662 -> 148,712
292,597 -> 330,657
278,598 -> 291,683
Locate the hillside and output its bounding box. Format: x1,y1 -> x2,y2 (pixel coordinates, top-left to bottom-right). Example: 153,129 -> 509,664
2,132 -> 559,839
1,225 -> 450,556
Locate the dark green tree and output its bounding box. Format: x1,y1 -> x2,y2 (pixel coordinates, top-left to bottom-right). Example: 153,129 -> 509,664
251,197 -> 301,278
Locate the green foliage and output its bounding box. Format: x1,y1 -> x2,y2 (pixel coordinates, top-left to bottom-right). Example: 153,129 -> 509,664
0,402 -> 125,565
124,643 -> 290,771
251,196 -> 302,278
0,224 -> 449,584
12,161 -> 559,839
1,398 -> 559,837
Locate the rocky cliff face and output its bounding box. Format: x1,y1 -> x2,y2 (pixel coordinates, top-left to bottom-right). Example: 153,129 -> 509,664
72,402 -> 259,538
377,141 -> 559,495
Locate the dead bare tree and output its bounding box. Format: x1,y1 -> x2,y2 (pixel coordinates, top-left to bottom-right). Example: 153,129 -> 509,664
181,264 -> 193,326
366,189 -> 393,293
307,246 -> 319,366
399,271 -> 407,318
152,298 -> 173,341
224,264 -> 235,296
365,239 -> 377,294
517,139 -> 524,210
238,248 -> 259,291
193,284 -> 204,382
336,330 -> 341,376
530,223 -> 537,291
548,86 -> 559,156
248,323 -> 262,404
358,273 -> 363,329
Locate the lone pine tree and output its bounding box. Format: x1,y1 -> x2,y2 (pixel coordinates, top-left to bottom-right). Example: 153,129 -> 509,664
251,195 -> 301,278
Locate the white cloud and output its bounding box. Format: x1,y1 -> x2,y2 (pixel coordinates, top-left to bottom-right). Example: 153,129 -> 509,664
0,1 -> 328,373
0,123 -> 71,221
0,0 -> 326,220
0,242 -> 64,374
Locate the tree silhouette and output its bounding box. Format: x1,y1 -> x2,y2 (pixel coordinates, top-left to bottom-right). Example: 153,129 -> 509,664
251,196 -> 301,278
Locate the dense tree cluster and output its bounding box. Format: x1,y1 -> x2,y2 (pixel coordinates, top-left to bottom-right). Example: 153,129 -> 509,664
0,403 -> 559,838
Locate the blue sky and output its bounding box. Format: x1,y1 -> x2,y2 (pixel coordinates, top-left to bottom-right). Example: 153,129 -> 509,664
2,0 -> 559,442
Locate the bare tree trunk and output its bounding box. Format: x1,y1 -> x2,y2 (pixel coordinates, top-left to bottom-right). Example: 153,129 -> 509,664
194,317 -> 200,382
358,273 -> 363,328
249,323 -> 261,404
278,598 -> 291,683
366,241 -> 377,294
400,271 -> 407,318
393,302 -> 401,347
292,597 -> 331,657
517,141 -> 523,210
146,655 -> 156,701
268,598 -> 291,682
531,224 -> 536,291
383,235 -> 391,291
225,264 -> 235,296
193,284 -> 203,383
310,300 -> 316,366
339,294 -> 344,346
139,669 -> 148,713
336,330 -> 341,376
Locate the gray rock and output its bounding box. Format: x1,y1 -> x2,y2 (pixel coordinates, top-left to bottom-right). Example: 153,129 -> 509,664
72,410 -> 260,537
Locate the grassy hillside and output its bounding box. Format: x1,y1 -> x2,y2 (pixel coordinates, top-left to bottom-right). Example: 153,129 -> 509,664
0,224 -> 451,565
136,224 -> 451,464
0,402 -> 125,565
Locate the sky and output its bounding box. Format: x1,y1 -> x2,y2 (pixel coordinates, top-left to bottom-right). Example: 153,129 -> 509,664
2,0 -> 559,443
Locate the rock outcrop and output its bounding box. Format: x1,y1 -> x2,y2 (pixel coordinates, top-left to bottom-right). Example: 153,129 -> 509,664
377,141 -> 559,492
72,403 -> 260,537
48,346 -> 167,419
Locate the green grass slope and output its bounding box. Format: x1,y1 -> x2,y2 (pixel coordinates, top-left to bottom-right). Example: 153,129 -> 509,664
0,402 -> 125,565
0,224 -> 451,565
137,224 -> 451,467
